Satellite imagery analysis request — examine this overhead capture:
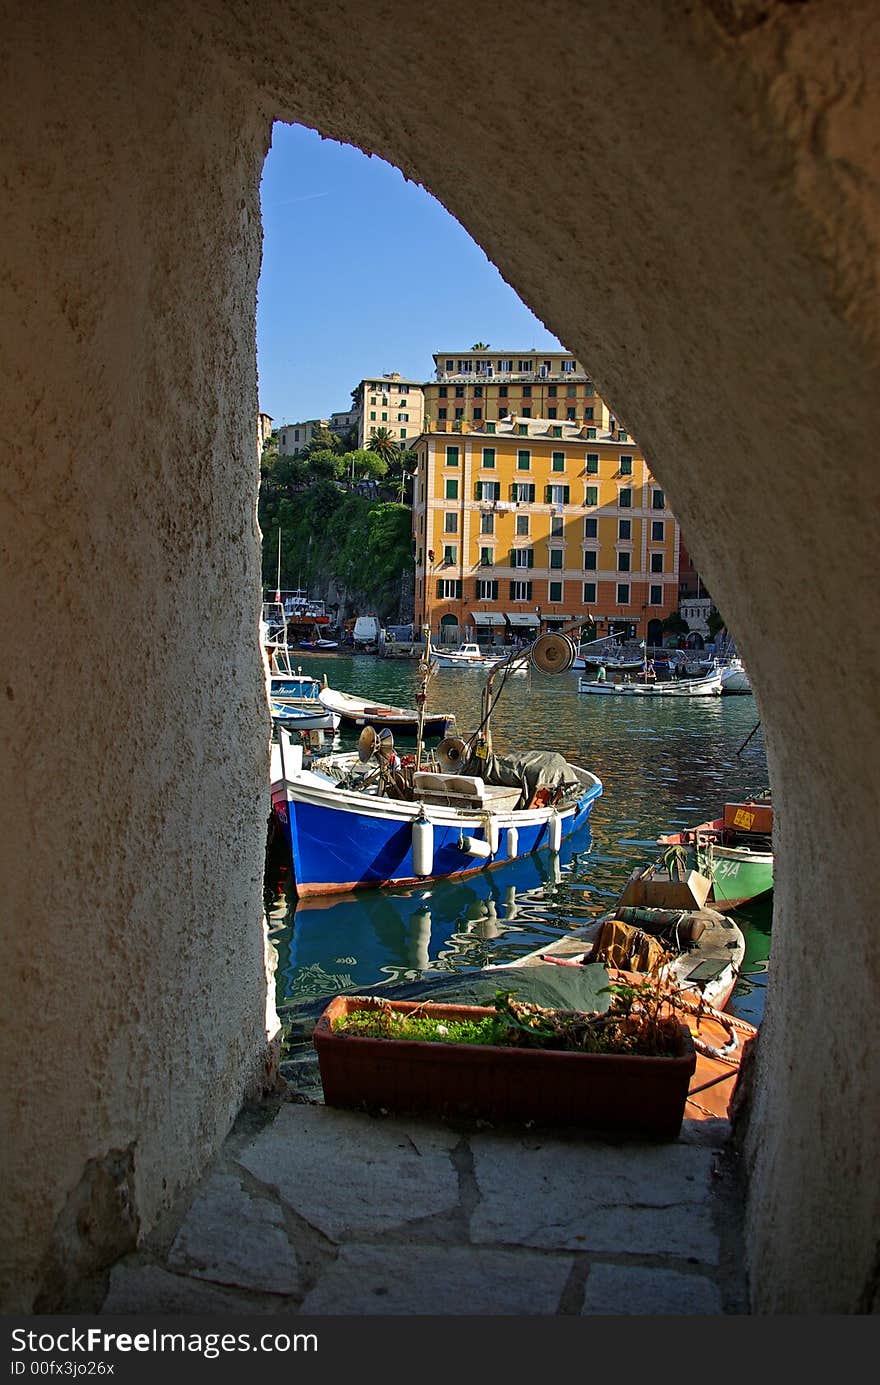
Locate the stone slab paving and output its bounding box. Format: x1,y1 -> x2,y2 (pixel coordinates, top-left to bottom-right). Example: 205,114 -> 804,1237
99,1095 -> 747,1315
298,1245 -> 576,1315
167,1173 -> 301,1294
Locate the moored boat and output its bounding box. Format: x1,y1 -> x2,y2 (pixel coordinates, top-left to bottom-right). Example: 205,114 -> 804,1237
270,699 -> 340,733
271,626 -> 601,898
658,796 -> 773,908
431,642 -> 522,670
318,685 -> 456,739
578,669 -> 724,696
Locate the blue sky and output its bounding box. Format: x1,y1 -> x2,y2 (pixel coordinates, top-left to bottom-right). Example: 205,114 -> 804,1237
256,123 -> 563,425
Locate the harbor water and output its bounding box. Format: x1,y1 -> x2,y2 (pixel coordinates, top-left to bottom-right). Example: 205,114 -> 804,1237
265,652 -> 772,1054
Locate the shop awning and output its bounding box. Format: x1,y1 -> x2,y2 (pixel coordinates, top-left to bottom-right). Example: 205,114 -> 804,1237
471,611 -> 502,625
543,614 -> 573,622
505,612 -> 540,626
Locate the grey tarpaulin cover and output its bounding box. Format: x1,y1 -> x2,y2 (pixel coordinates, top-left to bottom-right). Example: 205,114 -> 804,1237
463,749 -> 593,809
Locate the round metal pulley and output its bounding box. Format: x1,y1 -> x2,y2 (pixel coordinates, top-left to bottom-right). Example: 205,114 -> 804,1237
530,632 -> 576,674
357,725 -> 379,762
437,736 -> 469,772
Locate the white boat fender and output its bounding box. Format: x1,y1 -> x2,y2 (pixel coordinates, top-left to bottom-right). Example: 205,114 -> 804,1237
458,833 -> 492,859
548,811 -> 562,854
482,813 -> 500,855
412,812 -> 434,877
506,826 -> 519,859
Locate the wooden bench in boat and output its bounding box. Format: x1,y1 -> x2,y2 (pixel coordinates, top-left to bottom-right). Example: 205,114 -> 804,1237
411,771 -> 522,812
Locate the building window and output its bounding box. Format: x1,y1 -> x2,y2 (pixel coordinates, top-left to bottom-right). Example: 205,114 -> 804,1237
517,450 -> 531,470
548,385 -> 557,398
400,429 -> 407,438
584,517 -> 597,538
522,385 -> 532,398
586,426 -> 596,438
618,519 -> 631,540
510,580 -> 532,601
474,385 -> 483,398
551,451 -> 565,473
455,408 -> 464,420
473,408 -> 483,421
436,578 -> 462,599
518,359 -> 532,371
650,584 -> 663,605
651,520 -> 665,541
549,549 -> 563,570
455,386 -> 464,398
653,489 -> 666,509
498,360 -> 512,373
619,455 -> 633,475
617,551 -> 631,572
546,483 -> 570,505
476,578 -> 499,600
616,583 -> 630,604
480,547 -> 494,567
562,360 -> 575,373
398,412 -> 409,422
551,425 -> 562,437
369,411 -> 376,421
445,478 -> 458,499
651,553 -> 664,573
585,485 -> 598,506
567,384 -> 576,397
445,446 -> 459,466
381,412 -> 387,421
521,407 -> 532,418
551,515 -> 564,537
517,424 -> 529,436
444,512 -> 458,533
583,551 -> 597,571
444,359 -> 453,371
585,453 -> 599,474
485,421 -> 496,434
513,547 -> 534,568
566,408 -> 576,420
499,384 -> 508,397
547,407 -> 557,419
513,482 -> 535,502
515,513 -> 530,536
480,511 -> 495,534
439,386 -> 448,398
475,480 -> 500,501
549,581 -> 563,602
583,581 -> 596,603
458,360 -> 472,373
438,407 -> 447,420
585,407 -> 594,420
482,447 -> 496,468
443,545 -> 457,565
619,430 -> 628,442
619,488 -> 632,508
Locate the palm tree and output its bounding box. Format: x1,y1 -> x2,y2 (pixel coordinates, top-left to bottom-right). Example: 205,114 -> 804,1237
471,341 -> 490,350
368,426 -> 399,466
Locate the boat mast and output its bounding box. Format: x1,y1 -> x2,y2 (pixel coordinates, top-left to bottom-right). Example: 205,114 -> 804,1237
414,625 -> 433,772
275,527 -> 282,603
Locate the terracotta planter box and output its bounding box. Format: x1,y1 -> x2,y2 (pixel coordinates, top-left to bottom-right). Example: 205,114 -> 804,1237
313,995 -> 696,1138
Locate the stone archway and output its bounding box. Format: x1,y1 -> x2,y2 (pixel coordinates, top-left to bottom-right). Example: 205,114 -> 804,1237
1,0 -> 878,1313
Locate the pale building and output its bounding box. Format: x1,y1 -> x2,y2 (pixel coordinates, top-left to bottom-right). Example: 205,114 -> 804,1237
350,372 -> 425,449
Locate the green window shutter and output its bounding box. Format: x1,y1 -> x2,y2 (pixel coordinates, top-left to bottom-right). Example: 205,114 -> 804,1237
492,581 -> 499,600
585,486 -> 597,506
544,485 -> 552,503
436,580 -> 443,598
526,582 -> 533,600
563,485 -> 570,504
509,483 -> 518,501
455,580 -> 462,598
508,581 -> 516,599
528,484 -> 535,502
527,549 -> 534,568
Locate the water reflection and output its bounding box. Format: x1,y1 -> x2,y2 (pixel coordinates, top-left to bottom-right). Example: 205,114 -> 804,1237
266,655 -> 771,1035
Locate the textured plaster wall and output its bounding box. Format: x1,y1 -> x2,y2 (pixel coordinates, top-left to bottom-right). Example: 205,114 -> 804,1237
1,0 -> 878,1312
0,4 -> 279,1310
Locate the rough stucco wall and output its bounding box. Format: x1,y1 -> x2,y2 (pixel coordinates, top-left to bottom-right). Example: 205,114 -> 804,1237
231,0 -> 878,1307
0,6 -> 278,1310
2,0 -> 878,1312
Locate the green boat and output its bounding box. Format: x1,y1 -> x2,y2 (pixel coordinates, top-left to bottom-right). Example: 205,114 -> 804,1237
658,797 -> 774,909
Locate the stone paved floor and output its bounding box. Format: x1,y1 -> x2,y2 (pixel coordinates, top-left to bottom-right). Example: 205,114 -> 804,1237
98,1083 -> 750,1316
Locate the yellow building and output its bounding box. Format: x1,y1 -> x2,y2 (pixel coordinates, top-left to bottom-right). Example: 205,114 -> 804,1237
411,414 -> 679,647
423,348 -> 612,432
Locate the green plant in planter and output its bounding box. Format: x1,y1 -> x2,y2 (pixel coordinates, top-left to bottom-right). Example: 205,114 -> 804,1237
332,979 -> 683,1058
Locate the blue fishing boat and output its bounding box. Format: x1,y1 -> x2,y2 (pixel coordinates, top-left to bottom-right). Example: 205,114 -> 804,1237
270,627 -> 602,899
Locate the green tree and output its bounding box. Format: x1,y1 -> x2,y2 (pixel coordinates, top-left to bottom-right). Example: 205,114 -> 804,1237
368,426 -> 399,466
343,448 -> 387,483
707,608 -> 726,640
305,448 -> 345,482
471,341 -> 490,350
303,423 -> 344,457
